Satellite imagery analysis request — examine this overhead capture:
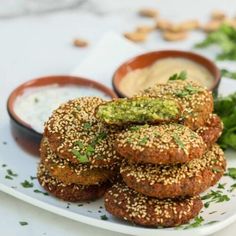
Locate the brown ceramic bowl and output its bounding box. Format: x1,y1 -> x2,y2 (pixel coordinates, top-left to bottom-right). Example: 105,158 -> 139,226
7,75 -> 117,155
112,50 -> 221,97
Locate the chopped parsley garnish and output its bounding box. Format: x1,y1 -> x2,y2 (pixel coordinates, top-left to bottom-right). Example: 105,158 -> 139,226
201,190 -> 230,208
34,98 -> 39,103
34,189 -> 49,196
30,176 -> 37,180
172,133 -> 186,153
83,122 -> 92,130
129,126 -> 140,131
5,175 -> 13,180
183,216 -> 204,229
74,140 -> 84,148
21,180 -> 34,188
100,215 -> 108,220
225,168 -> 236,179
138,136 -> 148,146
7,169 -> 18,177
230,183 -> 236,192
78,204 -> 83,207
169,71 -> 187,81
72,149 -> 89,163
217,183 -> 226,189
19,221 -> 28,226
205,221 -> 219,225
2,164 -> 7,167
175,85 -> 200,98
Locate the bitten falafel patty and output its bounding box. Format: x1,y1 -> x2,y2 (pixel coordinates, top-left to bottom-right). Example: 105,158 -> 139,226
120,144 -> 226,198
40,137 -> 119,185
37,163 -> 109,202
137,80 -> 213,130
116,123 -> 206,165
104,182 -> 203,227
44,97 -> 122,166
96,97 -> 182,125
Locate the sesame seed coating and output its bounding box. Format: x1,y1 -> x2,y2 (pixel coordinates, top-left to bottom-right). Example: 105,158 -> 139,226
120,144 -> 226,198
40,137 -> 120,185
196,114 -> 223,148
104,182 -> 203,227
37,163 -> 110,202
137,80 -> 213,130
44,97 -> 122,166
116,123 -> 206,164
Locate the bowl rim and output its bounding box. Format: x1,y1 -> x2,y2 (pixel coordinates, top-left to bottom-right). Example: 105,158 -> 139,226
7,75 -> 117,137
112,50 -> 222,98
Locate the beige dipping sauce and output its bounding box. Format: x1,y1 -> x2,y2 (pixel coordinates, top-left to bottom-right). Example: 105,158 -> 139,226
120,57 -> 214,96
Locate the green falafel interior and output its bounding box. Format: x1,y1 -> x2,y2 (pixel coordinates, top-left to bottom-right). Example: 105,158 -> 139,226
95,97 -> 181,125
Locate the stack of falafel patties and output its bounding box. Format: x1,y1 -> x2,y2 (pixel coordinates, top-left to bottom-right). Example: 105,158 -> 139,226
37,97 -> 122,202
98,80 -> 226,227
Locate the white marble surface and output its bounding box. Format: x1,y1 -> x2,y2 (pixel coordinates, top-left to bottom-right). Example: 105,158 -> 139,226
1,0 -> 236,235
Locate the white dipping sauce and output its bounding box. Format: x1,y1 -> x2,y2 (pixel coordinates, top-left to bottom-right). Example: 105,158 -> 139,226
14,84 -> 110,134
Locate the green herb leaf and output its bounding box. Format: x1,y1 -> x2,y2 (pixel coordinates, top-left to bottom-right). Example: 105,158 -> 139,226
195,24 -> 236,61
221,68 -> 236,80
19,221 -> 28,226
138,136 -> 148,146
34,189 -> 49,196
183,216 -> 204,229
21,180 -> 34,188
169,71 -> 187,81
5,175 -> 13,180
230,183 -> 236,192
7,169 -> 18,177
83,122 -> 92,130
100,215 -> 108,220
172,133 -> 186,153
217,183 -> 226,189
72,149 -> 89,163
74,140 -> 84,148
226,168 -> 236,179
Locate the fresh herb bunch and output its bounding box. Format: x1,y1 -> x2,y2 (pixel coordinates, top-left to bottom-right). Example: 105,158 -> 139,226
214,92 -> 236,149
221,69 -> 236,80
195,24 -> 236,60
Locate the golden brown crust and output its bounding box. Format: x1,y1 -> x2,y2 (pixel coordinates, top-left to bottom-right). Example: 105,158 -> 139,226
104,183 -> 203,227
37,163 -> 109,202
40,137 -> 119,185
137,80 -> 213,130
196,114 -> 223,148
44,97 -> 122,167
115,124 -> 206,165
120,144 -> 226,198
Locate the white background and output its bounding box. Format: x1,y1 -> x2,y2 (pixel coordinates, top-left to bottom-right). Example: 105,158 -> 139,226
1,0 -> 236,235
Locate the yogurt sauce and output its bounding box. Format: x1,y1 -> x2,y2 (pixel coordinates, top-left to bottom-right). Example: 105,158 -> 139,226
14,84 -> 110,134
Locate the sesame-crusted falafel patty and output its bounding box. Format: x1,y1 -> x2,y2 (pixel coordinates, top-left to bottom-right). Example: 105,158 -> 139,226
44,97 -> 122,166
104,182 -> 203,227
120,144 -> 226,198
137,80 -> 213,130
196,114 -> 223,148
40,137 -> 119,185
37,163 -> 109,202
116,124 -> 206,165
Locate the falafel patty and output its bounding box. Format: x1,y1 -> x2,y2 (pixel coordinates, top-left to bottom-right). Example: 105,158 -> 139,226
120,144 -> 226,198
137,80 -> 213,130
104,182 -> 203,227
40,137 -> 119,185
44,97 -> 122,166
96,97 -> 182,125
196,114 -> 223,148
116,123 -> 206,165
37,163 -> 109,202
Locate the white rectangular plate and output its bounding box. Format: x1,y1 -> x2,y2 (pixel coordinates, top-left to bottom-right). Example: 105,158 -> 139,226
1,78 -> 236,236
